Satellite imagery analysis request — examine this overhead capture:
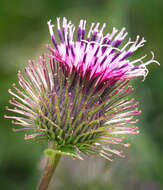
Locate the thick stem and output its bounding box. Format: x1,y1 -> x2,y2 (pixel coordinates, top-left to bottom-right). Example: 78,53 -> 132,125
37,144 -> 61,190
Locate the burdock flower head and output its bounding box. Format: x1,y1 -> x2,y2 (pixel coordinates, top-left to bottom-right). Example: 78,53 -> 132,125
5,18 -> 159,161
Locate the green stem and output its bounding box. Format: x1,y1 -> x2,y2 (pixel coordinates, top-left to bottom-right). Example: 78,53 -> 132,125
37,144 -> 61,190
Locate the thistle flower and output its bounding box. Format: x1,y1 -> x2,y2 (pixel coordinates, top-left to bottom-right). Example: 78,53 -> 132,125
5,17 -> 159,161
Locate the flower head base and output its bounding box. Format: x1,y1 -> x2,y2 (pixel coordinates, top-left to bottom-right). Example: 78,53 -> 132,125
5,18 -> 159,161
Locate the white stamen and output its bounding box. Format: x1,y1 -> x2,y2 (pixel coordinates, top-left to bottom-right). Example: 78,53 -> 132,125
112,27 -> 127,42
108,27 -> 118,40
99,23 -> 106,34
57,17 -> 61,30
142,51 -> 160,66
130,54 -> 147,65
129,36 -> 146,52
87,23 -> 95,39
94,23 -> 100,32
47,20 -> 54,37
121,38 -> 134,51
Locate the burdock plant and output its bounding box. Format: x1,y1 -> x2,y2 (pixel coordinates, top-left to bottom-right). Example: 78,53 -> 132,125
5,18 -> 159,190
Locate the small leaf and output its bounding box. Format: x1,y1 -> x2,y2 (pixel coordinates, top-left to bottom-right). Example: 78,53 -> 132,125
44,146 -> 83,160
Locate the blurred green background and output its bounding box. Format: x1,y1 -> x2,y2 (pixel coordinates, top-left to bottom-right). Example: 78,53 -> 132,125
0,0 -> 163,189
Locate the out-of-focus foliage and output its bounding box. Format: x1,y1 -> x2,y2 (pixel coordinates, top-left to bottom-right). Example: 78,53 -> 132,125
0,0 -> 162,189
